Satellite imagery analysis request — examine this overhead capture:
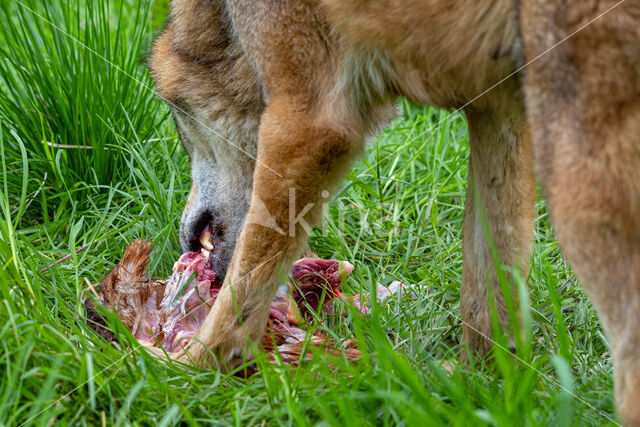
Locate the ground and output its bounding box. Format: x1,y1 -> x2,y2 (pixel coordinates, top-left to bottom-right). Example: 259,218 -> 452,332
0,1 -> 617,425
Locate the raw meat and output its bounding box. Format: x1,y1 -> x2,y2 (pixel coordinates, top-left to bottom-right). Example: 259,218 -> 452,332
84,240 -> 360,367
84,235 -> 419,369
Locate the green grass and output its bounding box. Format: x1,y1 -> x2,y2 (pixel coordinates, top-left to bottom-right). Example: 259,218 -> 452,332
0,0 -> 616,425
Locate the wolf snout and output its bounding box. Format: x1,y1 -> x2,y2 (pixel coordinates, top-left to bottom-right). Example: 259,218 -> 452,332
180,210 -> 234,283
200,223 -> 234,283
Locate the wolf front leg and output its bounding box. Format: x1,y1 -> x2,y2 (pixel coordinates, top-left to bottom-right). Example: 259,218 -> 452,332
178,94 -> 364,369
460,104 -> 536,359
172,0 -> 392,370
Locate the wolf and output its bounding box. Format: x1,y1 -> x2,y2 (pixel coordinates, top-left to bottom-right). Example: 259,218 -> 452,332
149,0 -> 640,423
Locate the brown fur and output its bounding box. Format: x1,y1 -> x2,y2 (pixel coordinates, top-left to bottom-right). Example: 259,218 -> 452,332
149,0 -> 640,423
521,1 -> 640,424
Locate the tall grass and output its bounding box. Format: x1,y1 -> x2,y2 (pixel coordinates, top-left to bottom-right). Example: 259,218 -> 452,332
0,0 -> 166,213
0,0 -> 616,425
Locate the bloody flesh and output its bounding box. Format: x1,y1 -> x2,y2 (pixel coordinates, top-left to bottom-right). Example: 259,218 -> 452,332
85,237 -> 419,368
85,240 -> 360,365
